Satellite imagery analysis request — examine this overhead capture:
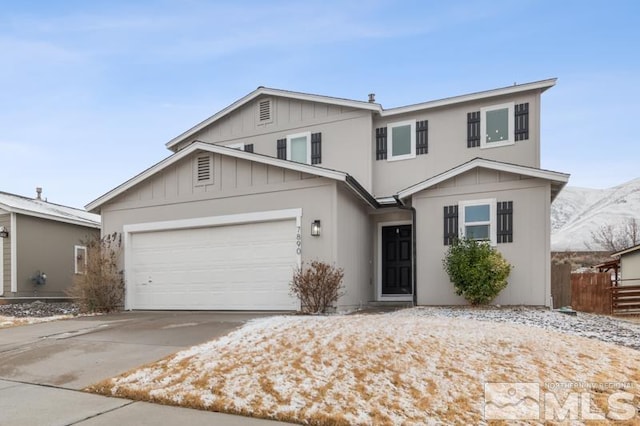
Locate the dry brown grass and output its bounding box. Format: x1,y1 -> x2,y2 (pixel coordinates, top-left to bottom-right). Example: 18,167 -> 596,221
0,318 -> 29,328
0,315 -> 75,329
87,315 -> 640,425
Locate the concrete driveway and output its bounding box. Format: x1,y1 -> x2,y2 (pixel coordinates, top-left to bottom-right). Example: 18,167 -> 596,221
0,311 -> 292,425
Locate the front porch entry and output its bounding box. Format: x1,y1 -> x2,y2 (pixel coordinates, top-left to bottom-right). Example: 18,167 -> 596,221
378,222 -> 413,301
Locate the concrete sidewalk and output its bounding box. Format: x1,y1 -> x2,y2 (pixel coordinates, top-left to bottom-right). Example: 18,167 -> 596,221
0,379 -> 289,426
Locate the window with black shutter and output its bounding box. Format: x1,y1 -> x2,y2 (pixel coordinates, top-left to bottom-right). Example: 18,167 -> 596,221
244,144 -> 254,153
497,201 -> 514,243
443,205 -> 459,245
276,138 -> 286,160
311,132 -> 322,164
514,103 -> 529,141
416,120 -> 428,155
471,102 -> 528,148
467,111 -> 480,148
376,127 -> 387,160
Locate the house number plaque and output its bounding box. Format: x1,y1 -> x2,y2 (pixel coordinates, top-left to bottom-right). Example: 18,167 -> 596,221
296,226 -> 302,254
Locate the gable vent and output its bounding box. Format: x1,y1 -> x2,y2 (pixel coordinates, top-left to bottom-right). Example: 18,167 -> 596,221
258,98 -> 272,123
196,155 -> 212,183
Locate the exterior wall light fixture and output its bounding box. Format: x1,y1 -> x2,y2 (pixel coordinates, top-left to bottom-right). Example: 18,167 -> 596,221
32,271 -> 47,286
0,226 -> 8,238
311,220 -> 321,237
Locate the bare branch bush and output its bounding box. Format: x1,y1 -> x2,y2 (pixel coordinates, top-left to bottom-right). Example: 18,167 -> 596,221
589,218 -> 639,252
290,261 -> 344,314
66,233 -> 124,312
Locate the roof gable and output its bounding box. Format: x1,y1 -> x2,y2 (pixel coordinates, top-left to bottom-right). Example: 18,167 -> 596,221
381,78 -> 556,117
165,87 -> 382,151
396,157 -> 569,201
165,79 -> 557,151
0,192 -> 100,228
87,142 -> 378,212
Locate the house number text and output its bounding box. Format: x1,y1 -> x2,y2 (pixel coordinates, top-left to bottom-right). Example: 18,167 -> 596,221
296,226 -> 302,254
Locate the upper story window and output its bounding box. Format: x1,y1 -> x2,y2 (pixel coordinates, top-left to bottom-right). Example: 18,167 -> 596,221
276,132 -> 321,164
226,143 -> 254,152
468,102 -> 529,149
287,132 -> 311,164
388,121 -> 416,161
459,199 -> 496,245
480,103 -> 514,148
376,120 -> 428,161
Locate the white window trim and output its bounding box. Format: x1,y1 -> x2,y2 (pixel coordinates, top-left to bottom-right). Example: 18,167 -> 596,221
387,120 -> 416,161
286,131 -> 311,164
194,153 -> 214,186
480,102 -> 514,149
459,198 -> 497,246
74,245 -> 87,274
10,212 -> 17,293
226,143 -> 244,150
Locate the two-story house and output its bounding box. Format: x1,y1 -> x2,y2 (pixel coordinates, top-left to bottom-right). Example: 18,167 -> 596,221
87,79 -> 569,311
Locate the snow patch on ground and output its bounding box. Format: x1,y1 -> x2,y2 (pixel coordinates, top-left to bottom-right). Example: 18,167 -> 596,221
0,314 -> 76,328
90,308 -> 640,425
391,306 -> 640,351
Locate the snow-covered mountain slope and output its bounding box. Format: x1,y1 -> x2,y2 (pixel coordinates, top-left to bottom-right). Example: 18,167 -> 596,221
551,178 -> 640,251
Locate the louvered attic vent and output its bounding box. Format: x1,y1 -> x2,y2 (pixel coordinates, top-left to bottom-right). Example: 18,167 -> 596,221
196,155 -> 212,183
258,98 -> 272,124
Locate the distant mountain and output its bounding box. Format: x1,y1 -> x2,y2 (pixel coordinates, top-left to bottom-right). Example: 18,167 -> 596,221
551,178 -> 640,251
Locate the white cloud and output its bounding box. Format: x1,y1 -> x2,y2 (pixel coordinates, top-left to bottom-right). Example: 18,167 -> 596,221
1,1 -> 498,63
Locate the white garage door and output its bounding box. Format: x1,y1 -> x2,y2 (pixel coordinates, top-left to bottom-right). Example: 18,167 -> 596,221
128,219 -> 299,310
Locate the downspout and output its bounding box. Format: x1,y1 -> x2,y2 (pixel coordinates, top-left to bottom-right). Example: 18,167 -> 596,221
394,195 -> 417,306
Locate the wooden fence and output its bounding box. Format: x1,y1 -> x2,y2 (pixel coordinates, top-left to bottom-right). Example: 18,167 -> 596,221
555,269 -> 640,315
611,284 -> 640,315
551,263 -> 571,309
570,273 -> 612,315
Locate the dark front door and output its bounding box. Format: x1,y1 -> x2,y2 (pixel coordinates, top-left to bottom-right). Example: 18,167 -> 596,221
381,225 -> 412,296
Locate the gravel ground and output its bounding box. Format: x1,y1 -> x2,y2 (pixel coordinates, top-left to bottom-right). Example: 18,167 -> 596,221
0,301 -> 80,317
392,306 -> 640,351
2,303 -> 638,352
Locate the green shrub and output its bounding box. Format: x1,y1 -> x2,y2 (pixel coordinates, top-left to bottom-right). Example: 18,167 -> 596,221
442,238 -> 512,305
290,261 -> 344,314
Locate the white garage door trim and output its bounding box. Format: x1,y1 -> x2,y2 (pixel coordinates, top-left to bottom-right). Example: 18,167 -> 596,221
123,208 -> 302,310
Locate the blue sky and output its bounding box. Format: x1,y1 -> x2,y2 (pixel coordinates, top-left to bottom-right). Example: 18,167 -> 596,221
1,0 -> 638,208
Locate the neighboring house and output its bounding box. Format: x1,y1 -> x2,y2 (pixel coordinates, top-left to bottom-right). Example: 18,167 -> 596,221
611,244 -> 640,286
0,190 -> 101,299
87,79 -> 569,311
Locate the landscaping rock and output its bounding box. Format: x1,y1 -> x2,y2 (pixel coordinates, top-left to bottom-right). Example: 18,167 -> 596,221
393,306 -> 640,351
0,302 -> 80,318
